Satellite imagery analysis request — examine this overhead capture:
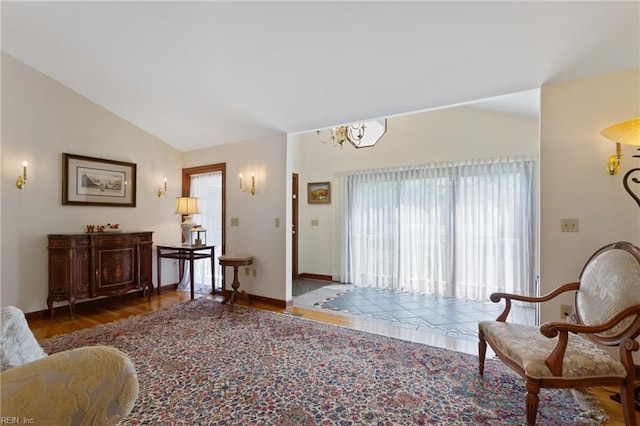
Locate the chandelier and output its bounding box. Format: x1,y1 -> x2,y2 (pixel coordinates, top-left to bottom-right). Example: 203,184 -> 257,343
316,119 -> 387,149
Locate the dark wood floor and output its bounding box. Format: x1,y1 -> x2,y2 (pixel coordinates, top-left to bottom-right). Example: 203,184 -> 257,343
28,291 -> 637,425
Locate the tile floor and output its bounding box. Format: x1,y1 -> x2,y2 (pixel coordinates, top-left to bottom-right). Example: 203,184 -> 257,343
293,280 -> 536,342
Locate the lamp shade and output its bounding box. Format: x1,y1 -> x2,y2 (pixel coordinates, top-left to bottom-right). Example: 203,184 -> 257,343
175,197 -> 201,215
600,118 -> 640,146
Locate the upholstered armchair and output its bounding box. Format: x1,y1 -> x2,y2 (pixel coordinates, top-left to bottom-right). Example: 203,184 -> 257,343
0,306 -> 139,425
479,241 -> 640,426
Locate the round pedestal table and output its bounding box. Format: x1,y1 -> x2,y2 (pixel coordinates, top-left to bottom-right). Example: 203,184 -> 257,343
218,254 -> 254,309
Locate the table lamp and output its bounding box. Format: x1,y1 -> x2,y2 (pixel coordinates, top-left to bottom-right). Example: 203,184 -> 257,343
175,196 -> 201,244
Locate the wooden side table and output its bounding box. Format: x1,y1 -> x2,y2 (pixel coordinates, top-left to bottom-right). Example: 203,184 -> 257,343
218,254 -> 254,309
156,244 -> 215,300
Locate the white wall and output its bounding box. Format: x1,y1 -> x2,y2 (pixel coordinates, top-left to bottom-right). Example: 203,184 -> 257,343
182,134 -> 289,303
291,106 -> 540,277
539,68 -> 640,321
1,53 -> 184,313
4,48 -> 637,327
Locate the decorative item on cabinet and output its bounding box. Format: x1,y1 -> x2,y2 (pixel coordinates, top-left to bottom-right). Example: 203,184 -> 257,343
47,232 -> 153,318
86,224 -> 121,233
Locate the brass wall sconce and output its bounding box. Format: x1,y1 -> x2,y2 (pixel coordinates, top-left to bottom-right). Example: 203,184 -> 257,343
601,117 -> 640,206
16,161 -> 27,189
239,171 -> 256,195
605,143 -> 622,175
157,177 -> 167,197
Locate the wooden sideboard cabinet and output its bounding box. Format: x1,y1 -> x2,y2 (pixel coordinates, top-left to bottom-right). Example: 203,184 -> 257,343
47,232 -> 153,318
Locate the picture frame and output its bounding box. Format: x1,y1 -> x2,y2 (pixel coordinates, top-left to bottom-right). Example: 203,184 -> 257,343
62,153 -> 137,207
307,181 -> 331,204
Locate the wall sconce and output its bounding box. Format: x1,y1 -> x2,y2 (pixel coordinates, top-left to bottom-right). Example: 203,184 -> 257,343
157,177 -> 167,197
16,161 -> 27,189
601,117 -> 640,206
239,171 -> 256,195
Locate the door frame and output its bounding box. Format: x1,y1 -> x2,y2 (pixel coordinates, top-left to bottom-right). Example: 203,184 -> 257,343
292,173 -> 299,280
182,163 -> 226,292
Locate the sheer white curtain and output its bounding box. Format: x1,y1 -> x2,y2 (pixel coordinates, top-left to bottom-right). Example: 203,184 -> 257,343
453,159 -> 534,298
336,157 -> 534,300
177,171 -> 223,293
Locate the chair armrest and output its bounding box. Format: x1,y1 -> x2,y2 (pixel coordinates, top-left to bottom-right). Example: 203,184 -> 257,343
540,304 -> 640,375
490,282 -> 579,321
1,345 -> 138,425
541,304 -> 640,338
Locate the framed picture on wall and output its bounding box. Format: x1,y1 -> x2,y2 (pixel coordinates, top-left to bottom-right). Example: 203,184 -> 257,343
307,181 -> 331,204
62,153 -> 137,207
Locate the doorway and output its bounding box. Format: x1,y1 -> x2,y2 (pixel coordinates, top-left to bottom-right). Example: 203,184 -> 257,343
182,163 -> 226,293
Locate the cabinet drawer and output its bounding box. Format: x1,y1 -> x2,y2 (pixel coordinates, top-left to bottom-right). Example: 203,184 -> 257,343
48,235 -> 91,249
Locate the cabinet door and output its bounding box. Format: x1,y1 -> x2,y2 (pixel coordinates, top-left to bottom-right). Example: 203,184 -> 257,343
95,246 -> 136,293
48,249 -> 71,302
75,247 -> 91,297
93,234 -> 136,294
48,236 -> 90,301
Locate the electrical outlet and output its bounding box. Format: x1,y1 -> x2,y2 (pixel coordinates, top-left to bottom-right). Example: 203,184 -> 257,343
560,218 -> 579,232
560,304 -> 573,320
245,267 -> 250,276
252,268 -> 257,277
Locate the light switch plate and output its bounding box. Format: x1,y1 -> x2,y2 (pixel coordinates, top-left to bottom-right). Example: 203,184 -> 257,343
231,217 -> 240,226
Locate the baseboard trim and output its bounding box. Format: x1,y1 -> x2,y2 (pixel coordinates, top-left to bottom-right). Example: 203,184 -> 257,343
248,293 -> 288,309
298,273 -> 333,282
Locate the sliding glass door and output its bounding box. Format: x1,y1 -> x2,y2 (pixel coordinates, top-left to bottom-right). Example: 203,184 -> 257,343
337,157 -> 535,301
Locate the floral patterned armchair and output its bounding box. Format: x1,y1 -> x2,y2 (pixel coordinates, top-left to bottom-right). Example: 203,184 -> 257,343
479,241 -> 640,426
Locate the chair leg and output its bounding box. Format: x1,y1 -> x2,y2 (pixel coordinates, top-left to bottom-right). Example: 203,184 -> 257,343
526,381 -> 540,426
620,382 -> 638,426
478,329 -> 486,376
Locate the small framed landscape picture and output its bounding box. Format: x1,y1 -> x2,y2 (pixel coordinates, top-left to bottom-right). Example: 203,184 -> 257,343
307,181 -> 331,204
62,153 -> 137,207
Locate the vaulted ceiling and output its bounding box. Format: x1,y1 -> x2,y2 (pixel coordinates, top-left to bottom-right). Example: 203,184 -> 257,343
2,1 -> 638,152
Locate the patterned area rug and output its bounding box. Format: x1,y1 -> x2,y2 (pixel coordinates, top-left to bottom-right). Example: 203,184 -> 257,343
40,299 -> 606,425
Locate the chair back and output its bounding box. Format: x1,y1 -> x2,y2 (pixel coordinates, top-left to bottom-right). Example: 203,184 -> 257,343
575,241 -> 640,345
